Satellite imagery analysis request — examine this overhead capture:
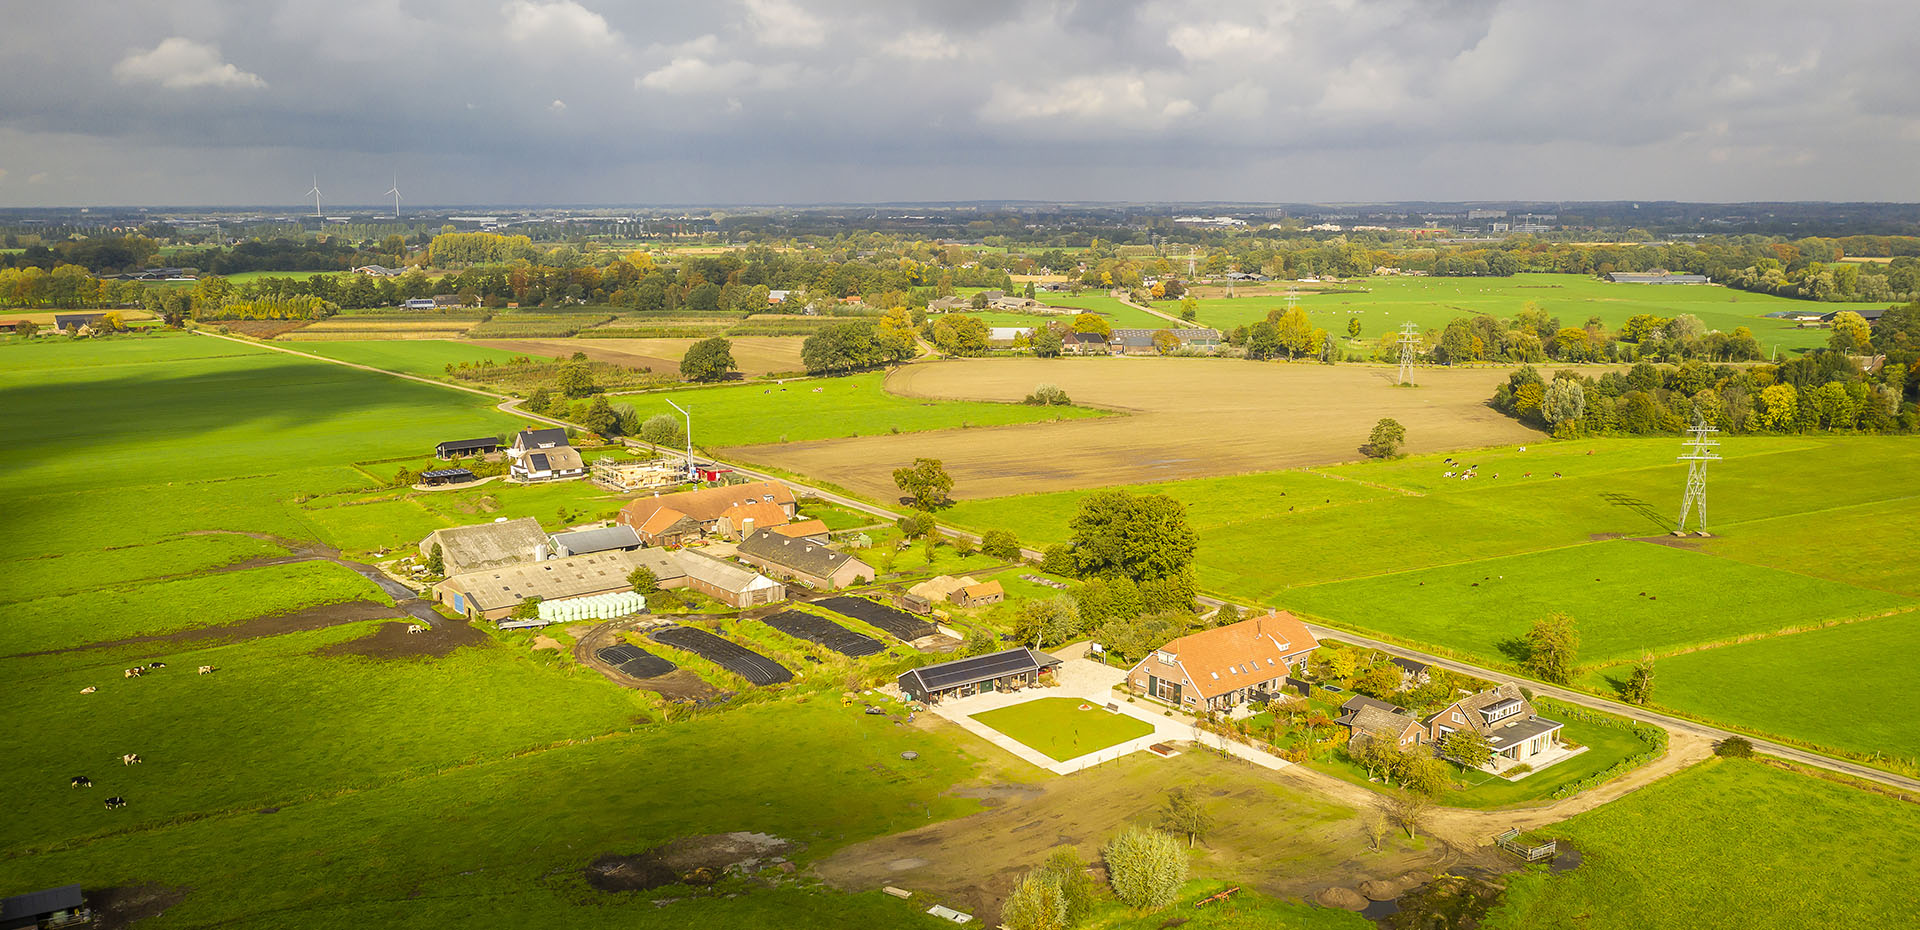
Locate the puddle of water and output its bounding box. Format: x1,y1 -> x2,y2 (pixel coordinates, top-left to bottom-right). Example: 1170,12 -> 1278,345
1361,898 -> 1401,921
1549,843 -> 1583,873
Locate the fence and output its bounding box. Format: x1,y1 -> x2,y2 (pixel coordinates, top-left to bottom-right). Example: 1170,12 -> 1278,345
1494,827 -> 1557,861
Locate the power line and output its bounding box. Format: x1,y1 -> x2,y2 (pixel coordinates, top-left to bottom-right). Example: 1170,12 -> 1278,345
1395,322 -> 1421,385
1674,411 -> 1721,535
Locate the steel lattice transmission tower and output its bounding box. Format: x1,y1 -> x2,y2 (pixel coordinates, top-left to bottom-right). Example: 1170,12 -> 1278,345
1395,322 -> 1421,385
1674,412 -> 1721,535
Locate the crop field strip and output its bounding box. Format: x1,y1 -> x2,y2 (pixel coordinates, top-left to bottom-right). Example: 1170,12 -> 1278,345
815,596 -> 938,642
595,643 -> 678,679
758,610 -> 887,657
649,625 -> 793,685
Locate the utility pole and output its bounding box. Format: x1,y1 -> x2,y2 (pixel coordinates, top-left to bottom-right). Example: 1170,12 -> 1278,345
1396,322 -> 1421,386
1674,411 -> 1721,536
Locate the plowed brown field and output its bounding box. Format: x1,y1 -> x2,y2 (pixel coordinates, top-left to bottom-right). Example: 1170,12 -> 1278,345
723,357 -> 1544,500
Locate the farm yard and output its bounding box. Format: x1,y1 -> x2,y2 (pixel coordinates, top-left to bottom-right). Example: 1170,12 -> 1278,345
728,357 -> 1543,500
1158,273 -> 1834,354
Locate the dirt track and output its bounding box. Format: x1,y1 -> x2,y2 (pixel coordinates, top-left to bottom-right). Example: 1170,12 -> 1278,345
727,358 -> 1544,500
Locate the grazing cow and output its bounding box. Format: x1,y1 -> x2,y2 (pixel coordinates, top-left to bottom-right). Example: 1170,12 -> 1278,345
124,668 -> 142,679
104,797 -> 127,809
122,753 -> 142,766
198,666 -> 215,675
407,624 -> 426,634
148,662 -> 166,669
71,776 -> 92,788
80,686 -> 97,694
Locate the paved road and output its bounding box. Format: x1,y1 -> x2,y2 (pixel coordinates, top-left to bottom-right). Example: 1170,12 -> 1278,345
214,327 -> 1920,795
1113,293 -> 1193,327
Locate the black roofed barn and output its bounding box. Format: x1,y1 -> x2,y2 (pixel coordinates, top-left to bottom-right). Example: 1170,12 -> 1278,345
898,648 -> 1061,703
435,437 -> 499,458
0,884 -> 90,930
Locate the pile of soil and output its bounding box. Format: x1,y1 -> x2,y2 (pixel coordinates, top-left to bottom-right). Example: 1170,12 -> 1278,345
89,884 -> 189,930
585,833 -> 795,893
318,619 -> 485,660
1314,886 -> 1368,911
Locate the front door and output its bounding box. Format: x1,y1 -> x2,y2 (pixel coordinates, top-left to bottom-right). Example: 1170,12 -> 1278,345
981,679 -> 995,693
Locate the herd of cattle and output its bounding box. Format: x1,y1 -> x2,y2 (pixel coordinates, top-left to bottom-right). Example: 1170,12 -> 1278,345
72,661 -> 216,809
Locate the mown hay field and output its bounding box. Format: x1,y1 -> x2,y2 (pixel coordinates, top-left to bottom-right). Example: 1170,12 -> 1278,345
727,357 -> 1541,501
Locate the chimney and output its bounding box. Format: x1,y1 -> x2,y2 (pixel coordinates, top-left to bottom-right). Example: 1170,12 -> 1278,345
742,517 -> 754,539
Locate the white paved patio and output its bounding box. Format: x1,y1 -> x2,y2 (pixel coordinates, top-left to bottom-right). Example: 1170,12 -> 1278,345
924,658 -> 1293,776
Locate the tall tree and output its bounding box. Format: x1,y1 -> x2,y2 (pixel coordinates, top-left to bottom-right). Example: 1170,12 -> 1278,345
1067,490 -> 1197,593
892,457 -> 954,510
1523,614 -> 1580,684
1365,418 -> 1406,458
680,336 -> 738,382
1623,652 -> 1656,705
1160,787 -> 1213,848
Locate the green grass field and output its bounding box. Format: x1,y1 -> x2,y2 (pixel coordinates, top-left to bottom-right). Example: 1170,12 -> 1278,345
1489,758 -> 1920,929
1039,294 -> 1172,328
944,434 -> 1920,767
1164,273 -> 1834,353
970,697 -> 1156,762
1612,613 -> 1920,760
292,338 -> 535,377
614,370 -> 1111,448
0,333 -> 1030,927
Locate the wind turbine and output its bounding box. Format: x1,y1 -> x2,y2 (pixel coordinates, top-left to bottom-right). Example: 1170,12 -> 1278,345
385,175 -> 401,218
306,175 -> 322,218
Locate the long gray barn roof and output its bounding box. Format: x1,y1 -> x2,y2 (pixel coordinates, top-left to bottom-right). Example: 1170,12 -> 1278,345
552,525 -> 642,556
1,885 -> 84,922
898,648 -> 1060,694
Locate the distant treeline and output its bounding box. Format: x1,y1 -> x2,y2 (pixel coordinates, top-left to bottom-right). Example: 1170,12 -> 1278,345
1489,302 -> 1920,436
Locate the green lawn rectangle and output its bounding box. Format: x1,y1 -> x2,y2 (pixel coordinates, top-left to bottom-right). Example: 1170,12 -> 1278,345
293,339 -> 534,378
970,697 -> 1156,762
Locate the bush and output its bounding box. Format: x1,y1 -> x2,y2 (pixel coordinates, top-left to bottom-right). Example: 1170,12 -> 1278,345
1102,826 -> 1186,909
1024,382 -> 1072,406
1039,543 -> 1075,577
981,529 -> 1021,560
1715,736 -> 1755,758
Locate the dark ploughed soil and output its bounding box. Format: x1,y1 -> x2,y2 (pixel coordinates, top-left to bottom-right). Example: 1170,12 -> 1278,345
585,833 -> 796,892
318,618 -> 487,659
89,884 -> 189,930
5,600 -> 400,659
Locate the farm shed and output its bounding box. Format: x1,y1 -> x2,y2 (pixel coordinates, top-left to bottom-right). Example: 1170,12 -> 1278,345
435,437 -> 499,458
1605,272 -> 1710,284
420,517 -> 549,576
1125,612 -> 1320,713
672,550 -> 786,608
0,884 -> 89,930
435,549 -> 676,622
1064,332 -> 1109,355
419,468 -> 476,487
898,648 -> 1061,704
736,529 -> 875,591
950,580 -> 1004,608
550,525 -> 643,557
52,313 -> 105,330
617,481 -> 797,542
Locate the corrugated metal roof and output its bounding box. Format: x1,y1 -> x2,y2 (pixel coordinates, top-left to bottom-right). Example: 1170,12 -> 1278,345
1,885 -> 84,921
552,525 -> 642,555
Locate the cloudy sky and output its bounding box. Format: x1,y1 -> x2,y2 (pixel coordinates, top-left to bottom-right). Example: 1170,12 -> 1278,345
1,0 -> 1915,207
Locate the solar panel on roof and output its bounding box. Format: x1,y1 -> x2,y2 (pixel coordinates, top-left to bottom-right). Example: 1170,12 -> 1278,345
910,649 -> 1043,691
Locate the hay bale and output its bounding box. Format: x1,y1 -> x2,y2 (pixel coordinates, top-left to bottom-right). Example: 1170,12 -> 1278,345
1315,886 -> 1368,911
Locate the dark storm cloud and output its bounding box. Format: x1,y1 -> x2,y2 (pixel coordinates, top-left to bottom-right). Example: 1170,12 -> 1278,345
0,0 -> 1914,205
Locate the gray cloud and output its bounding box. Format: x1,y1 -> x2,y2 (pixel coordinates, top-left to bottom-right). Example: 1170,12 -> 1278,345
0,0 -> 1915,206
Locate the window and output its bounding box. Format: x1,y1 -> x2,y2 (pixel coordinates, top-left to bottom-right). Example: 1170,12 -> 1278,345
1452,712 -> 1463,723
1210,672 -> 1220,680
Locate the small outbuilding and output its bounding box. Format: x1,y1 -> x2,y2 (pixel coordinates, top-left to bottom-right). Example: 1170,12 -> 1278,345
897,648 -> 1061,704
950,580 -> 1004,608
0,884 -> 90,930
435,437 -> 500,458
419,467 -> 476,487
